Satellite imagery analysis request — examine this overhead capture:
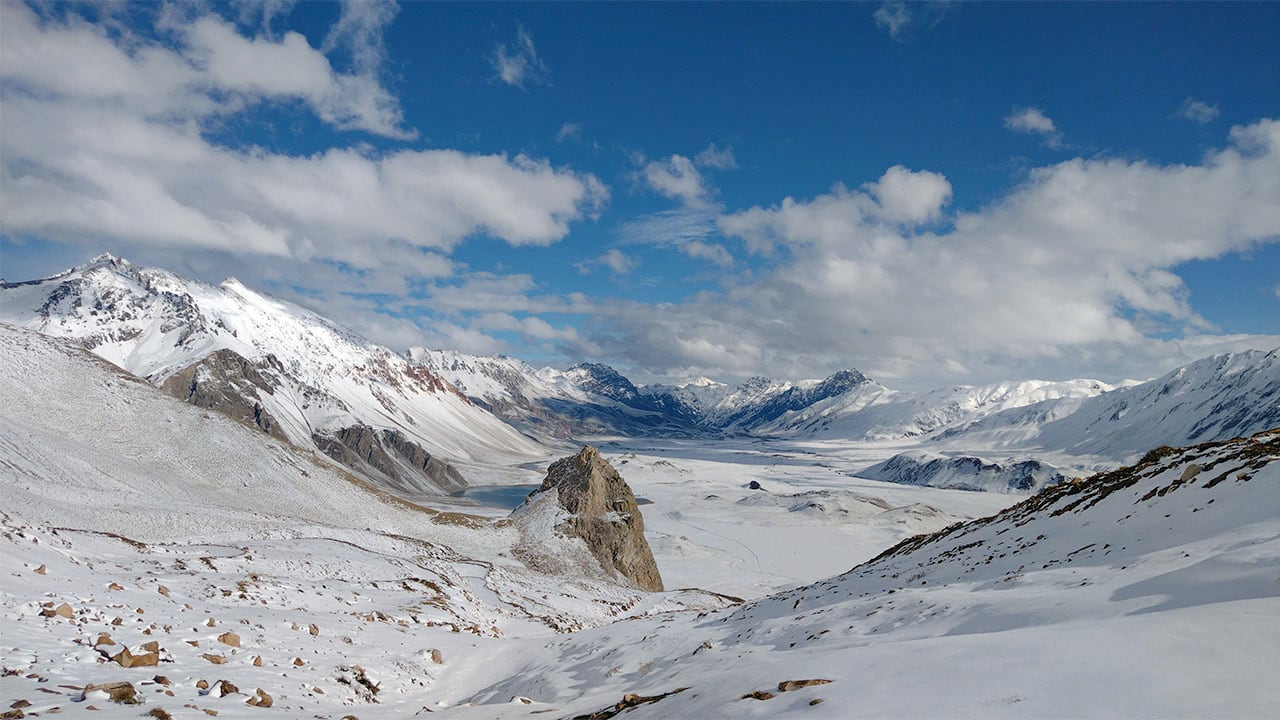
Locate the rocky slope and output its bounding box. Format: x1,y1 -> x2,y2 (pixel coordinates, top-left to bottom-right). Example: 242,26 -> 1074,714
0,255 -> 551,497
860,452 -> 1069,492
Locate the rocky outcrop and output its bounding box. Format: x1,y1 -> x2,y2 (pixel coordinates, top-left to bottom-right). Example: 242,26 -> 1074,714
159,349 -> 288,441
862,452 -> 1068,492
313,424 -> 467,496
524,446 -> 663,591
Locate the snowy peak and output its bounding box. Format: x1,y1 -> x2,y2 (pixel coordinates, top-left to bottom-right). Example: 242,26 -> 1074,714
939,348 -> 1280,463
1,255 -> 549,497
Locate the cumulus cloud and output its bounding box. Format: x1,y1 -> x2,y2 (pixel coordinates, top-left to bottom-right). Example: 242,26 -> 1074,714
0,4 -> 604,262
491,23 -> 548,89
874,2 -> 911,40
1005,106 -> 1064,148
604,120 -> 1280,386
642,154 -> 710,208
1178,97 -> 1220,125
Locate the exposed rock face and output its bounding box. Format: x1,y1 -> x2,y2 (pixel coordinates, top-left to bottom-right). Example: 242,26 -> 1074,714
159,348 -> 288,441
863,452 -> 1068,492
313,424 -> 468,495
531,446 -> 663,592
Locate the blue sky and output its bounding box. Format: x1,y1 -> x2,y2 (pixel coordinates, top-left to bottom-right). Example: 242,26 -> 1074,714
1,1 -> 1278,388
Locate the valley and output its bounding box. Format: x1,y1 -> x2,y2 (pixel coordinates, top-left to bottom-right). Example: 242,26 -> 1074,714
1,257 -> 1277,719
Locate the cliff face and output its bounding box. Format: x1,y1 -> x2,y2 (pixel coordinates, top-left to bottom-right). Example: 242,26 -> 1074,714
313,425 -> 468,496
159,348 -> 289,442
521,446 -> 664,592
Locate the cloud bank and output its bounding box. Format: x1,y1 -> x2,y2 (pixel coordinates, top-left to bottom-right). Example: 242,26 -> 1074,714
594,122 -> 1280,385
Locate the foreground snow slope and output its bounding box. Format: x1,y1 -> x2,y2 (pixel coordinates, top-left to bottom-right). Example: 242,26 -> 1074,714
426,430 -> 1280,719
0,255 -> 550,490
0,324 -> 732,717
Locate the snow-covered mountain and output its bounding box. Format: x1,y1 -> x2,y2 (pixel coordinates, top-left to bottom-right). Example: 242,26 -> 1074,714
2,310 -> 1276,718
0,254 -> 550,496
410,343 -> 1131,448
408,349 -> 698,438
763,377 -> 1129,440
936,348 -> 1280,464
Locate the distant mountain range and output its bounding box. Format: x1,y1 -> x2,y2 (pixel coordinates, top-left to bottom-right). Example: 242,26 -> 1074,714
4,254 -> 1276,494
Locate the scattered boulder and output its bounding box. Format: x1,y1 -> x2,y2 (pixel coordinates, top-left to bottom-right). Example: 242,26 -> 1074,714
41,602 -> 74,619
82,682 -> 139,704
246,688 -> 273,708
213,680 -> 238,698
201,653 -> 227,665
519,446 -> 663,592
111,646 -> 160,668
778,679 -> 832,692
740,690 -> 775,701
429,649 -> 443,664
216,631 -> 240,647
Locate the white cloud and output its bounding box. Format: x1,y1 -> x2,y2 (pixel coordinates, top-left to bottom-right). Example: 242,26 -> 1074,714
0,3 -> 606,283
865,165 -> 952,224
1178,97 -> 1220,125
604,119 -> 1280,386
491,23 -> 548,89
1005,106 -> 1064,149
643,154 -> 710,208
556,122 -> 581,143
874,2 -> 911,40
577,249 -> 638,276
681,240 -> 733,267
695,143 -> 737,170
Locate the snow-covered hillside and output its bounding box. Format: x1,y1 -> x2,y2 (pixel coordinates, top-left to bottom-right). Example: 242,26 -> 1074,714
763,378 -> 1128,440
408,349 -> 692,439
428,429 -> 1280,719
0,324 -> 734,717
0,255 -> 551,495
938,348 -> 1280,464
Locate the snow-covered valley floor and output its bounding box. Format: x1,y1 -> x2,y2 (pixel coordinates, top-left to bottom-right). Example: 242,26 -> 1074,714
3,324 -> 1278,719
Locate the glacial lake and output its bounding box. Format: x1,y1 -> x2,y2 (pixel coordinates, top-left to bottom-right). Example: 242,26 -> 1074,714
461,484 -> 540,509
458,484 -> 655,510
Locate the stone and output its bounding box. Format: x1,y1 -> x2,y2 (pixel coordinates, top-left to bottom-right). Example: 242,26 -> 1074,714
42,603 -> 74,619
216,632 -> 240,647
84,682 -> 139,705
34,565 -> 46,575
778,679 -> 832,692
214,680 -> 238,697
429,649 -> 443,664
740,690 -> 774,701
245,689 -> 273,708
111,647 -> 160,668
201,653 -> 227,665
524,446 -> 663,592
